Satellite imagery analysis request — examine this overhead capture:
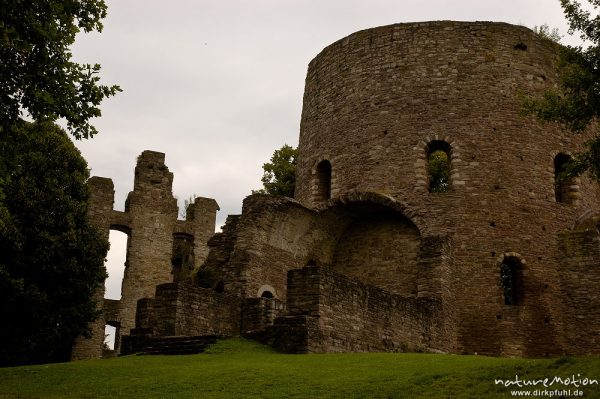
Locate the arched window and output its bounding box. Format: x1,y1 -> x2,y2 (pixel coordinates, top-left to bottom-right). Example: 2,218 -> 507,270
257,284 -> 276,298
316,160 -> 332,201
427,141 -> 450,193
554,153 -> 575,204
500,257 -> 524,305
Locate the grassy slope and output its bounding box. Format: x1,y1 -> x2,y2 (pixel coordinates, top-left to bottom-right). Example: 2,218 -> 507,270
0,339 -> 598,399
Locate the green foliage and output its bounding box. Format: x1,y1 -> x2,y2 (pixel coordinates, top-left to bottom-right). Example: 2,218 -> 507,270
0,122 -> 108,366
0,0 -> 120,139
428,150 -> 450,193
533,24 -> 562,43
0,338 -> 599,398
254,144 -> 298,197
524,1 -> 600,179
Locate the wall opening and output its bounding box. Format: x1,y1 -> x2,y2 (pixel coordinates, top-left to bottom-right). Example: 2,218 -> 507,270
105,230 -> 129,300
171,233 -> 194,282
104,325 -> 116,351
316,160 -> 332,201
554,153 -> 576,204
104,229 -> 129,351
427,141 -> 451,193
500,257 -> 524,305
260,291 -> 274,298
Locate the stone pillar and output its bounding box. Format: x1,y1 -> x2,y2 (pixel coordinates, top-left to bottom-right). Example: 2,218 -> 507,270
118,151 -> 178,342
71,177 -> 114,360
186,197 -> 220,267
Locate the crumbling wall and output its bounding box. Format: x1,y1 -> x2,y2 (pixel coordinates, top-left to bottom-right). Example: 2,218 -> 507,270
196,215 -> 241,290
217,195 -> 321,300
71,177 -> 114,360
197,192 -> 449,303
73,151 -> 219,359
117,151 -> 179,342
137,283 -> 242,337
272,267 -> 446,353
174,196 -> 220,280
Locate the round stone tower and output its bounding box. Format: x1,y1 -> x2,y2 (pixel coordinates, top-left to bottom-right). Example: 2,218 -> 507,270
294,21 -> 600,356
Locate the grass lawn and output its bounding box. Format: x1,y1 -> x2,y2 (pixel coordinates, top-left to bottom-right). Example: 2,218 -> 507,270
0,338 -> 598,398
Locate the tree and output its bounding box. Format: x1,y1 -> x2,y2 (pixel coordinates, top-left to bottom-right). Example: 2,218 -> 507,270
254,144 -> 298,197
0,1 -> 115,366
0,0 -> 120,139
0,122 -> 108,366
428,150 -> 450,193
524,0 -> 600,179
533,23 -> 563,43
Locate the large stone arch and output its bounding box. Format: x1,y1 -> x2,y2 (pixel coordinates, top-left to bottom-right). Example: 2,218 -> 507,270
317,190 -> 430,236
314,191 -> 435,297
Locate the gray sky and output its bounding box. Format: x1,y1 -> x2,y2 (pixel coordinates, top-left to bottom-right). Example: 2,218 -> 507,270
70,0 -> 580,300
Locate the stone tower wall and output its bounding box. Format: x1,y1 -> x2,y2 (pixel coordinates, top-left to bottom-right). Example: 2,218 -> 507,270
294,21 -> 600,356
295,21 -> 598,207
557,229 -> 600,354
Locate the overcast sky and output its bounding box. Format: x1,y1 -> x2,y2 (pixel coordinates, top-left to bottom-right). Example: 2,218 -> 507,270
70,0 -> 582,300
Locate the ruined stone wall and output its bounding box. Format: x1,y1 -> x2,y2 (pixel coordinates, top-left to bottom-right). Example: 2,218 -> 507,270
73,151 -> 219,359
273,267 -> 446,353
218,195 -> 322,300
140,283 -> 241,337
71,177 -> 114,360
201,193 -> 452,311
174,196 -> 220,279
118,151 -> 179,341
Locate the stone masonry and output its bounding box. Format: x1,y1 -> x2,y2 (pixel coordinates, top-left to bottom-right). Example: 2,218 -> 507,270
72,151 -> 218,359
74,21 -> 599,359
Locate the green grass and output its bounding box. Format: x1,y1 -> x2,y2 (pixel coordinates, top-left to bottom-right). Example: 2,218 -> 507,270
0,338 -> 599,398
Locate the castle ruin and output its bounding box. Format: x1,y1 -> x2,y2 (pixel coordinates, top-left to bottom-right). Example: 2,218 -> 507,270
72,21 -> 600,359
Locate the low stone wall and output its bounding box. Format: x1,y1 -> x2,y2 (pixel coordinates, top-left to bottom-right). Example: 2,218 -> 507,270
272,267 -> 444,353
135,283 -> 242,337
